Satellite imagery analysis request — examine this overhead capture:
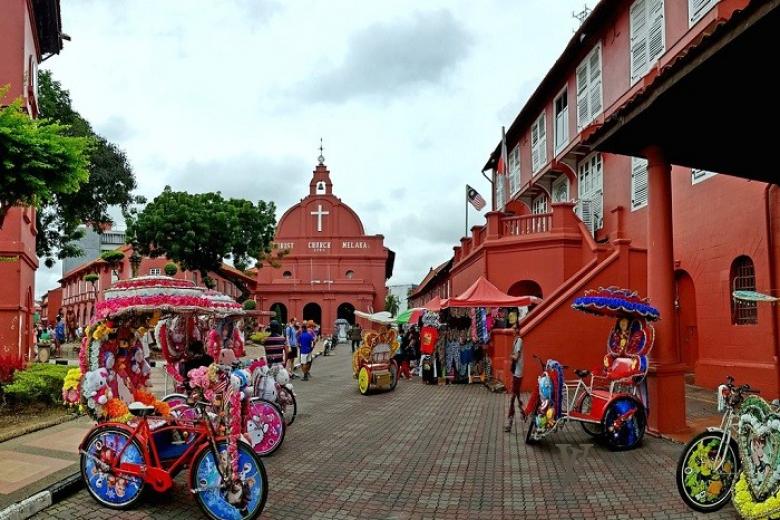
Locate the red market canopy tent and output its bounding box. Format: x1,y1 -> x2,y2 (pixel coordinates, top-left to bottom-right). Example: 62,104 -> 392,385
443,276 -> 542,309
422,296 -> 444,312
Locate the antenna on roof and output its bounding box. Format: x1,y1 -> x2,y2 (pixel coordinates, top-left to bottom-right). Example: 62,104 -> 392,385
573,3 -> 591,26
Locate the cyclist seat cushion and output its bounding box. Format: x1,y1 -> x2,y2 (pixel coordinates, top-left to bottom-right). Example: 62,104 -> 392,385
575,369 -> 591,379
128,402 -> 156,417
606,357 -> 641,381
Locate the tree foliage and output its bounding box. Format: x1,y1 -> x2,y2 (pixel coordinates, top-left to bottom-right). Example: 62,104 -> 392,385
164,262 -> 178,276
0,86 -> 92,228
384,293 -> 400,317
100,250 -> 125,278
35,71 -> 145,267
127,187 -> 277,301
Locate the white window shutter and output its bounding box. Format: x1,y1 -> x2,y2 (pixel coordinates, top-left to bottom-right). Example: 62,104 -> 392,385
630,0 -> 649,83
690,0 -> 716,24
531,123 -> 539,172
648,0 -> 665,62
538,114 -> 547,166
631,157 -> 649,209
592,191 -> 604,230
588,47 -> 602,118
577,199 -> 594,235
576,61 -> 589,128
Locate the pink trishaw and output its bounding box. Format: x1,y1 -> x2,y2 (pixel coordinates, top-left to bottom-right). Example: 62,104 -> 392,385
524,287 -> 659,451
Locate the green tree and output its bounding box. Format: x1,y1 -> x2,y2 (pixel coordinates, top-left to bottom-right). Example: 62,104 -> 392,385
127,187 -> 277,301
35,71 -> 145,267
0,86 -> 92,228
384,293 -> 400,316
164,262 -> 178,276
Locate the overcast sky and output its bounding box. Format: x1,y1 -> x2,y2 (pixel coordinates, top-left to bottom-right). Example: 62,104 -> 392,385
36,0 -> 590,297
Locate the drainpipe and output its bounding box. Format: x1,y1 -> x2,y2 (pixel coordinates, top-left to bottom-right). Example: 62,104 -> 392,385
764,184 -> 780,392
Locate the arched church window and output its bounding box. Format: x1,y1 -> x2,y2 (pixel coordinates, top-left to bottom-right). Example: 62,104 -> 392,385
283,271 -> 292,279
731,256 -> 757,325
345,270 -> 354,279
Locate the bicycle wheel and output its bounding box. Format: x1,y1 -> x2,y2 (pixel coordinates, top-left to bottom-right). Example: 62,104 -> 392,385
80,426 -> 145,510
245,398 -> 286,456
389,359 -> 399,391
162,393 -> 197,422
277,386 -> 298,426
603,397 -> 646,451
676,431 -> 739,512
525,416 -> 540,445
576,395 -> 603,438
191,440 -> 268,520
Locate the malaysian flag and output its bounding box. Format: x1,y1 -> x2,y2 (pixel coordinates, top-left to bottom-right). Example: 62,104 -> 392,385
467,185 -> 486,211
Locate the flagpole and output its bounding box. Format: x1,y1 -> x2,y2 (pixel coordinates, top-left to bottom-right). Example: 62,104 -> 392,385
465,185 -> 469,236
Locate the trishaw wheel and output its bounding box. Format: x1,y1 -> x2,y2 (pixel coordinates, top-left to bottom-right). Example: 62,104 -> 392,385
389,360 -> 399,391
192,440 -> 268,520
525,417 -> 539,445
675,431 -> 739,513
603,397 -> 646,451
277,386 -> 297,426
81,426 -> 146,510
358,367 -> 371,395
246,398 -> 286,456
575,395 -> 603,437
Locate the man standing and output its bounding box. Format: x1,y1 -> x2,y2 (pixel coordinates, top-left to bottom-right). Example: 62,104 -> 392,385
349,323 -> 362,353
285,318 -> 299,378
299,324 -> 315,381
505,323 -> 525,432
264,320 -> 287,367
54,318 -> 66,357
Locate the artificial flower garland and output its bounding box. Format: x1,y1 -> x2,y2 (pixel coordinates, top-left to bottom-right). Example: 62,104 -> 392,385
733,472 -> 780,519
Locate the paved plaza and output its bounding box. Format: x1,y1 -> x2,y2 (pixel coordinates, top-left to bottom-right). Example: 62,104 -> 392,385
30,346 -> 737,519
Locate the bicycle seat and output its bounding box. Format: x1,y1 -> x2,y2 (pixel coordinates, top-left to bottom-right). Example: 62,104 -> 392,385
575,369 -> 591,379
128,402 -> 156,417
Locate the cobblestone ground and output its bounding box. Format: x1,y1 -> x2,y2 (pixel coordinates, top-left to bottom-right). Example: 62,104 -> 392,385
33,346 -> 737,519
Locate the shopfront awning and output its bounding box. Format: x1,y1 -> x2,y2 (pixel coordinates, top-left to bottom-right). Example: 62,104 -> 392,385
585,0 -> 780,183
443,277 -> 542,309
422,296 -> 444,312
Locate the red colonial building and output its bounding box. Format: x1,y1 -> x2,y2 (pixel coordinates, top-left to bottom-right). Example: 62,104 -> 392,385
253,158 -> 394,334
55,245 -> 255,332
418,0 -> 776,433
0,0 -> 64,375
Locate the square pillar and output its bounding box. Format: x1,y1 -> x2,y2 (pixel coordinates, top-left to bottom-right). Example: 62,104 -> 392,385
644,146 -> 687,433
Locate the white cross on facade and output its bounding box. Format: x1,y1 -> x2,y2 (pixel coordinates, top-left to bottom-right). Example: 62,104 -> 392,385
311,204 -> 329,232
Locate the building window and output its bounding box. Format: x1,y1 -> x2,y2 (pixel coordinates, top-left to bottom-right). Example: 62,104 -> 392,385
508,145 -> 521,195
346,270 -> 354,279
283,271 -> 292,279
531,112 -> 547,174
577,153 -> 604,234
689,0 -> 718,26
149,268 -> 161,276
531,194 -> 548,216
631,157 -> 649,210
552,175 -> 569,203
692,169 -> 717,184
554,89 -> 568,153
576,44 -> 603,129
495,169 -> 506,210
731,256 -> 757,325
630,0 -> 665,85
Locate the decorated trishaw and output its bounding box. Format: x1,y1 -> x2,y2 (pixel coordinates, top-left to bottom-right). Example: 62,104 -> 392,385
525,287 -> 658,451
352,310 -> 400,395
73,276 -> 268,519
154,287 -> 287,456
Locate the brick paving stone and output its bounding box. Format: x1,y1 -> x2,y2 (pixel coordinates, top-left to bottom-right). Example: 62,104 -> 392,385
32,345 -> 740,519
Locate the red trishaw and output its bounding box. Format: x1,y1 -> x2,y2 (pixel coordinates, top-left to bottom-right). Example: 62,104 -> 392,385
524,287 -> 659,451
352,311 -> 400,395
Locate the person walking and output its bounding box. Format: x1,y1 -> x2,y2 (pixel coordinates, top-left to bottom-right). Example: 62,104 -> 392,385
299,324 -> 315,381
505,323 -> 525,432
349,323 -> 362,353
264,320 -> 287,367
54,318 -> 66,357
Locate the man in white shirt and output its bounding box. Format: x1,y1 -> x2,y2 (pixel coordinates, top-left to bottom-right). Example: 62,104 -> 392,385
505,324 -> 525,432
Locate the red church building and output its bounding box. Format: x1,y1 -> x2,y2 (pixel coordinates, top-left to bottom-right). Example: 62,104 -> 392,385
416,0 -> 776,433
253,157 -> 394,334
0,0 -> 64,377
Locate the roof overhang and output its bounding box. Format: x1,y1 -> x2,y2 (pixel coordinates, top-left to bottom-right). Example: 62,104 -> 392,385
585,0 -> 780,183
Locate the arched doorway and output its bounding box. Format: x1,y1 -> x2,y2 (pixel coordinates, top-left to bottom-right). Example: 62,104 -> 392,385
337,302 -> 355,325
303,302 -> 322,325
675,270 -> 699,376
270,303 -> 288,324
507,280 -> 543,299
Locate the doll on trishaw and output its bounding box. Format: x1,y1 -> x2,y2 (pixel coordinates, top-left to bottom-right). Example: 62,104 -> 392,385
73,276 -> 268,519
524,287 -> 658,451
352,311 -> 400,395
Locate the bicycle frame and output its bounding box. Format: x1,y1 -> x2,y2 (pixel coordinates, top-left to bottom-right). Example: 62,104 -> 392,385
80,408 -> 227,494
703,401 -> 738,472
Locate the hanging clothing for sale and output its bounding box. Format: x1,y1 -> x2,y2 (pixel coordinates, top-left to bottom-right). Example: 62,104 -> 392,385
420,325 -> 439,355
